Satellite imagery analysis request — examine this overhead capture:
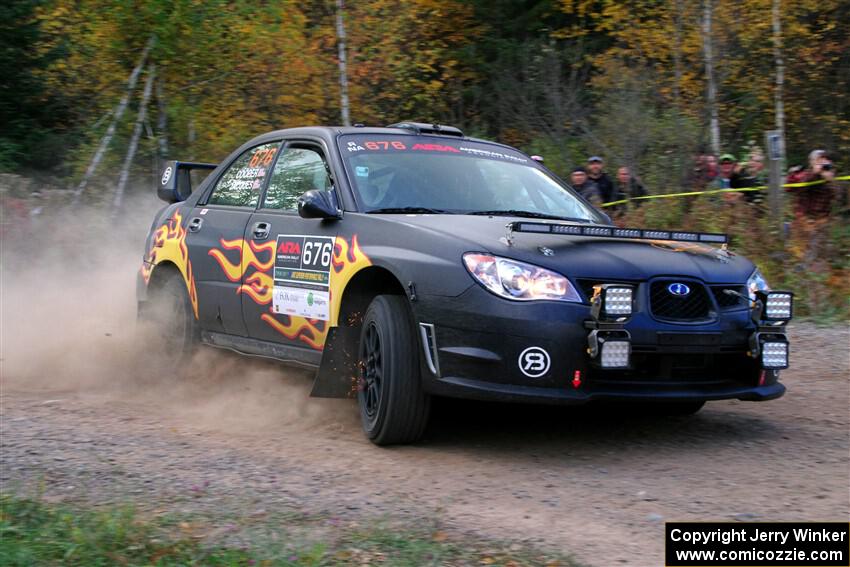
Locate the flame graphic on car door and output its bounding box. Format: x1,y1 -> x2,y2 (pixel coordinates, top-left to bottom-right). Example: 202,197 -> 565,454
208,234 -> 371,350
141,210 -> 200,318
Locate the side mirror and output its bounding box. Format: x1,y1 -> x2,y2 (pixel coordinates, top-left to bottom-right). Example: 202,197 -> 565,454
298,189 -> 341,220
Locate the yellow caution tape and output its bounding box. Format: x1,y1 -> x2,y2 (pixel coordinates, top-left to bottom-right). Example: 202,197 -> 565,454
600,175 -> 850,208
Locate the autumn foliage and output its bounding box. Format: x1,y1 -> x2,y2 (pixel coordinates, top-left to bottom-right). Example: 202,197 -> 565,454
1,0 -> 847,315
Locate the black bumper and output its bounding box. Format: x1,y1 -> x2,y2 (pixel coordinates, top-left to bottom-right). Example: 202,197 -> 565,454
413,286 -> 785,405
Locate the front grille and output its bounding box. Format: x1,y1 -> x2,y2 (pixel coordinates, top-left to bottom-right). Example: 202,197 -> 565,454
711,285 -> 748,309
650,280 -> 714,321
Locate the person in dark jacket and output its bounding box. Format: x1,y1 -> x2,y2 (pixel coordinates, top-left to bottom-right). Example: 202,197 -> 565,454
587,156 -> 615,204
613,166 -> 647,213
570,166 -> 602,207
736,149 -> 767,205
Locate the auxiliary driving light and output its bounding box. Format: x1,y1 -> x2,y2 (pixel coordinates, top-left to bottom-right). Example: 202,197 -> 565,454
747,289 -> 792,368
760,340 -> 789,369
591,284 -> 634,321
600,340 -> 631,369
760,291 -> 793,322
587,329 -> 632,369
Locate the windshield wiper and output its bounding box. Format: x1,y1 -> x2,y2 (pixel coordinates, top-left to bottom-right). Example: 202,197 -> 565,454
367,207 -> 451,214
466,210 -> 591,223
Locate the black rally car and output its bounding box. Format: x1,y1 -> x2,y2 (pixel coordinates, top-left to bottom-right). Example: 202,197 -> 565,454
138,122 -> 793,445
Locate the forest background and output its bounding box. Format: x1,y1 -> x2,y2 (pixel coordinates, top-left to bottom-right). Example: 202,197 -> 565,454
1,0 -> 848,315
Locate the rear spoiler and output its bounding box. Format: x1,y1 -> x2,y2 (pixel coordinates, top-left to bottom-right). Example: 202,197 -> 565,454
158,160 -> 217,203
506,221 -> 728,245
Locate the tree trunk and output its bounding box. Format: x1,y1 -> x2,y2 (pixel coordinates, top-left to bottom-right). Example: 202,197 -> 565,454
672,0 -> 687,185
702,0 -> 721,155
772,0 -> 786,168
155,77 -> 169,161
672,0 -> 684,110
188,115 -> 196,161
336,0 -> 351,127
112,65 -> 156,215
72,35 -> 155,204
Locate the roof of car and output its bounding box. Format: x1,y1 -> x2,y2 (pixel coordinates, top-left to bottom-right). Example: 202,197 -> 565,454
251,125 -> 518,153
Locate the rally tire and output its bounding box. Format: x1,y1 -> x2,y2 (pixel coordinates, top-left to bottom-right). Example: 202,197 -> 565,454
357,294 -> 431,445
141,270 -> 200,367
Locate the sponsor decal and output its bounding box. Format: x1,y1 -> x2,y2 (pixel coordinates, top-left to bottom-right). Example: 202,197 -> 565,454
207,234 -> 372,351
411,143 -> 460,153
518,346 -> 551,378
270,234 -> 334,321
458,146 -> 528,163
341,136 -> 532,164
161,166 -> 173,186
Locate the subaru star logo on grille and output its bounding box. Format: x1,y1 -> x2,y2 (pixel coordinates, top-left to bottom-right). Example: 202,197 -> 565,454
668,282 -> 691,296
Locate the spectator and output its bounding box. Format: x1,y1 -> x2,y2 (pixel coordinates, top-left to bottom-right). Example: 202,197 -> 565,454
786,150 -> 841,218
613,166 -> 647,213
711,154 -> 739,188
692,154 -> 719,188
586,156 -> 615,204
784,151 -> 845,310
737,148 -> 767,205
711,154 -> 747,202
703,154 -> 719,182
570,167 -> 602,206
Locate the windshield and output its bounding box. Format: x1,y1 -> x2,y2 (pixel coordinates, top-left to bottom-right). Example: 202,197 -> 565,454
338,134 -> 603,222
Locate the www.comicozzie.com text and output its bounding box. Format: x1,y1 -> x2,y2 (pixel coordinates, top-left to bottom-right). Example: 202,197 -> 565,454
670,526 -> 848,546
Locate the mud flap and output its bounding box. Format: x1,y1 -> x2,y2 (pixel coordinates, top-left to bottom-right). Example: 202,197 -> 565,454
310,326 -> 360,398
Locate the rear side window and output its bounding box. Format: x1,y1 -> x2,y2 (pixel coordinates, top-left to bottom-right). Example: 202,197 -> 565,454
207,142 -> 279,207
263,147 -> 332,210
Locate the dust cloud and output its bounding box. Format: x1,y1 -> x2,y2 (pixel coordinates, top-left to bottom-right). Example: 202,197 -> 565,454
0,190 -> 357,435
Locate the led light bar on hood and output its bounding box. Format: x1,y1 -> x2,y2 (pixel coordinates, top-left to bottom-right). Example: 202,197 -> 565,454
508,221 -> 728,245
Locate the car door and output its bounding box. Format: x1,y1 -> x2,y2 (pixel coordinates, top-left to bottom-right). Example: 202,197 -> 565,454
186,141 -> 281,336
240,141 -> 340,352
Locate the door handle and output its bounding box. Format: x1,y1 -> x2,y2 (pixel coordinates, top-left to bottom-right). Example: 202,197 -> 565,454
253,221 -> 271,240
188,217 -> 203,232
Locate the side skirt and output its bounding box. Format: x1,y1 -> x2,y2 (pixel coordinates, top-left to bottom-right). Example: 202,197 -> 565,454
201,331 -> 322,369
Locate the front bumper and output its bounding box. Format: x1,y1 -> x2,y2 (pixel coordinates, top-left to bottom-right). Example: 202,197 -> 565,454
414,285 -> 785,405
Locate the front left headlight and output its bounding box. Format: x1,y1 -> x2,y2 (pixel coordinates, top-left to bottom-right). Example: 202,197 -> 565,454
747,268 -> 771,300
462,253 -> 581,302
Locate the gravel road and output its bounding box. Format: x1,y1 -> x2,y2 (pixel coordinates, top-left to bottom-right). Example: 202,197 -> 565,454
1,322 -> 848,566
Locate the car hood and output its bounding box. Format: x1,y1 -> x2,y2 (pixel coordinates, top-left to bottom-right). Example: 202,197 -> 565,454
373,214 -> 755,283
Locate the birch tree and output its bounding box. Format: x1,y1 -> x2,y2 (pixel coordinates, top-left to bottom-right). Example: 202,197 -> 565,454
71,36 -> 154,203
772,0 -> 786,166
336,0 -> 351,127
702,0 -> 720,155
112,64 -> 155,213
